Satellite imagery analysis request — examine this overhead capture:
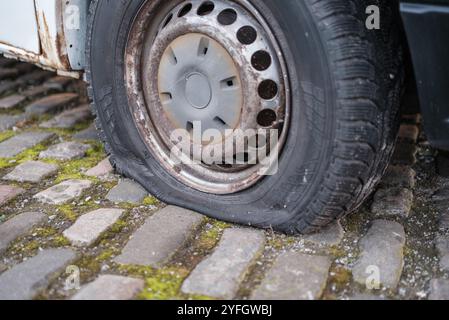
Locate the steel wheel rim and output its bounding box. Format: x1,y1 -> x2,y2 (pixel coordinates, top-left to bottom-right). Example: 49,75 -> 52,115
126,0 -> 291,194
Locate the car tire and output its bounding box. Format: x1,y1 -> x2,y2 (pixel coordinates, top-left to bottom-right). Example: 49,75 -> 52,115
86,0 -> 403,234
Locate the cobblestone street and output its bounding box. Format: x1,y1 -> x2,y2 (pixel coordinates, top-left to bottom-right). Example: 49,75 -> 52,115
1,56 -> 449,300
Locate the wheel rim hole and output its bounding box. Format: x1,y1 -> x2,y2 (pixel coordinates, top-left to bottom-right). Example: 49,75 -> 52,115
162,13 -> 173,28
257,109 -> 277,127
217,9 -> 238,25
237,26 -> 257,45
251,50 -> 272,71
198,1 -> 215,16
258,80 -> 278,100
178,3 -> 193,17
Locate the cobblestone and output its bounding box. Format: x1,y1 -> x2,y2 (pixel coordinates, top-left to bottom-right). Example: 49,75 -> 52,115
303,222 -> 344,247
0,94 -> 25,109
0,249 -> 76,300
251,252 -> 331,300
71,275 -> 144,300
371,187 -> 413,217
352,220 -> 406,289
429,279 -> 449,300
106,179 -> 148,204
3,161 -> 58,183
63,208 -> 124,247
0,212 -> 46,253
0,131 -> 55,158
40,104 -> 92,129
115,206 -> 204,267
34,179 -> 92,205
86,158 -> 113,177
39,141 -> 90,161
181,228 -> 265,299
0,185 -> 25,206
25,93 -> 78,116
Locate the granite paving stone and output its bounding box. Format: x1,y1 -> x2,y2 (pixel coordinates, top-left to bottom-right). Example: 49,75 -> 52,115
0,249 -> 76,300
34,179 -> 92,205
115,206 -> 204,267
0,131 -> 55,158
3,161 -> 59,183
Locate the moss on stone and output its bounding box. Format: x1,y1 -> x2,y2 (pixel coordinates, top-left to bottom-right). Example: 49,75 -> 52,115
136,267 -> 190,300
0,130 -> 14,143
143,196 -> 159,206
52,141 -> 105,183
0,142 -> 49,170
196,220 -> 230,252
52,235 -> 71,247
56,204 -> 78,222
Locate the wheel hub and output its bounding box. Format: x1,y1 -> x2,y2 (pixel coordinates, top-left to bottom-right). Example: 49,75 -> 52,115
185,72 -> 211,109
126,0 -> 291,194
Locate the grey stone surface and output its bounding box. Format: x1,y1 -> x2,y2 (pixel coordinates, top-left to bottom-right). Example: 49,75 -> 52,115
17,70 -> 53,85
440,209 -> 449,230
181,228 -> 265,299
21,85 -> 52,99
86,158 -> 113,177
436,236 -> 449,272
71,275 -> 144,300
380,165 -> 416,189
43,76 -> 73,91
398,124 -> 419,142
115,206 -> 204,267
25,93 -> 78,116
0,80 -> 20,96
303,222 -> 344,247
34,179 -> 92,205
251,252 -> 331,300
429,279 -> 449,300
73,124 -> 98,141
371,187 -> 413,217
39,141 -> 90,161
0,248 -> 76,300
0,94 -> 26,109
0,212 -> 46,253
0,185 -> 25,206
432,187 -> 449,210
392,143 -> 418,166
3,161 -> 58,183
63,208 -> 124,247
106,179 -> 148,204
0,68 -> 18,80
352,220 -> 406,289
40,104 -> 92,129
0,114 -> 27,131
0,131 -> 55,158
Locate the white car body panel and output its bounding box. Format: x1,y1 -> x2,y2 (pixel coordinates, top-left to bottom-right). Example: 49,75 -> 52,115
0,0 -> 88,78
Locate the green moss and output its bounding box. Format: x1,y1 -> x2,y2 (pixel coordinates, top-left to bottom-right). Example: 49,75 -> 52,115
110,219 -> 128,234
137,267 -> 190,300
56,204 -> 78,222
52,235 -> 71,247
0,130 -> 14,143
0,142 -> 49,170
34,227 -> 58,238
196,220 -> 230,252
52,142 -> 105,183
96,249 -> 117,262
143,196 -> 159,206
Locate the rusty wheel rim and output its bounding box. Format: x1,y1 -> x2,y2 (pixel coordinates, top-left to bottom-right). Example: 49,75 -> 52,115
126,0 -> 290,194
